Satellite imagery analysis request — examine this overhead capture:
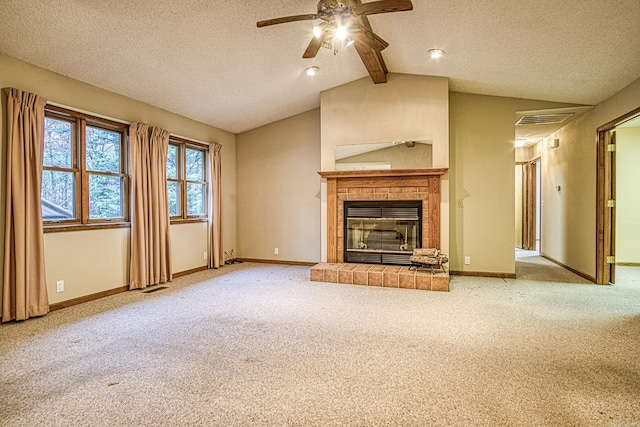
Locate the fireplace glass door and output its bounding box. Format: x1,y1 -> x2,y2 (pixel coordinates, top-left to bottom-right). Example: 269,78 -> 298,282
344,201 -> 421,265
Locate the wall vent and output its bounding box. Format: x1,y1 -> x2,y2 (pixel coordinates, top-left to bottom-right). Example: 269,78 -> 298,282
516,113 -> 574,125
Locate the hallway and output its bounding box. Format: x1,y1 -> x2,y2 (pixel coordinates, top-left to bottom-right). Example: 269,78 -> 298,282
516,249 -> 591,284
516,248 -> 640,287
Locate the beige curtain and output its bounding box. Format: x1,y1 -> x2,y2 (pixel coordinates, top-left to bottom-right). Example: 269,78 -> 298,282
208,143 -> 224,268
129,123 -> 172,290
2,88 -> 49,322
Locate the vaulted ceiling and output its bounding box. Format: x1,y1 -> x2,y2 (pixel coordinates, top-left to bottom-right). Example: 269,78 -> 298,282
1,0 -> 639,134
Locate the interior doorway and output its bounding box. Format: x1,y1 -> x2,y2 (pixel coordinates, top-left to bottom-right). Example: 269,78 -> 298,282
596,107 -> 640,285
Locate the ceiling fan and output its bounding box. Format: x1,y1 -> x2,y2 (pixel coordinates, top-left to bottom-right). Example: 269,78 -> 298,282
257,0 -> 414,84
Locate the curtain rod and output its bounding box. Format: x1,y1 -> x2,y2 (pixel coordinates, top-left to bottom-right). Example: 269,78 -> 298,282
47,101 -> 130,125
47,101 -> 212,146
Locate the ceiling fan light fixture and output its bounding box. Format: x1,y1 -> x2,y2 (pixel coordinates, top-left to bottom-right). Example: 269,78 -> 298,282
335,26 -> 349,40
312,25 -> 323,38
257,0 -> 415,84
305,66 -> 319,77
428,48 -> 445,59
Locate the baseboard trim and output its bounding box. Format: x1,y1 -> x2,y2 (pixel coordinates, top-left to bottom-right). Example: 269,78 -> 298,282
450,270 -> 516,279
539,253 -> 596,283
239,258 -> 316,267
50,266 -> 210,311
50,285 -> 129,311
173,265 -> 208,278
616,262 -> 640,267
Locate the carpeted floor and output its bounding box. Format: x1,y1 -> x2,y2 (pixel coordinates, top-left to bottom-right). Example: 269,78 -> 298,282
1,259 -> 639,426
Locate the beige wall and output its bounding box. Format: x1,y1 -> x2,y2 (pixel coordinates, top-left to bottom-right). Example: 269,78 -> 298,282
449,93 -> 575,274
236,109 -> 321,263
321,74 -> 449,169
515,147 -> 533,163
320,73 -> 450,261
543,77 -> 640,278
0,54 -> 237,307
171,222 -> 210,271
531,141 -> 544,160
615,127 -> 640,264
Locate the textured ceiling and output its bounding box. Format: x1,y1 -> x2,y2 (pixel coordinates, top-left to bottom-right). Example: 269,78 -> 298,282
1,0 -> 639,134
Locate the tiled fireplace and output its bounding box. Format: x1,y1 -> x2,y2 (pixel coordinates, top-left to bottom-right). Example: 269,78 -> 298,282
312,168 -> 449,291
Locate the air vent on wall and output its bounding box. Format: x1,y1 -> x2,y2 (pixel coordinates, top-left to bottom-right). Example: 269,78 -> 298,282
516,113 -> 574,125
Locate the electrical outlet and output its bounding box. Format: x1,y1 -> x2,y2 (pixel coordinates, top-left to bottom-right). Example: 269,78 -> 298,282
457,199 -> 464,208
464,256 -> 471,265
274,248 -> 279,255
56,280 -> 64,293
203,252 -> 207,260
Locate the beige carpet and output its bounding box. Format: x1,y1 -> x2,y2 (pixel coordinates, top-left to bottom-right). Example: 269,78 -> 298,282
1,260 -> 639,426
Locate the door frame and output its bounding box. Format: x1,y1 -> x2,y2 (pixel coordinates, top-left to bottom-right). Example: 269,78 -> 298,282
596,106 -> 640,284
516,158 -> 541,252
515,162 -> 526,249
522,160 -> 538,251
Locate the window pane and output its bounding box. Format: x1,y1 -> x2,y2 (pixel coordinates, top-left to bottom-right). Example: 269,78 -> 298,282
186,183 -> 206,216
168,181 -> 180,216
42,171 -> 75,220
44,117 -> 73,168
167,145 -> 178,179
185,148 -> 204,181
86,126 -> 121,173
89,174 -> 123,219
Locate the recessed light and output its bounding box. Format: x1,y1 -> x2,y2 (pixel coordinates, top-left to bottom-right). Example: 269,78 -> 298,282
427,49 -> 445,59
305,66 -> 319,76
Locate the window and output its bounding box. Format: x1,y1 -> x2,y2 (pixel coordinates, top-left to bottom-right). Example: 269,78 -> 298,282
168,137 -> 208,221
42,106 -> 128,229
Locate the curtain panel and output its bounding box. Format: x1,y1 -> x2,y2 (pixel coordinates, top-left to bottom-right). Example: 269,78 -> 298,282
208,143 -> 224,269
129,123 -> 172,290
2,88 -> 49,322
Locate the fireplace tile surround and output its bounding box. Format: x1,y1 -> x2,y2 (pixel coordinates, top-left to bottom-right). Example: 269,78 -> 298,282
313,168 -> 449,292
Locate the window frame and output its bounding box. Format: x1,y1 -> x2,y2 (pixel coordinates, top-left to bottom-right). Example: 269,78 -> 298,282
43,105 -> 129,232
168,136 -> 208,223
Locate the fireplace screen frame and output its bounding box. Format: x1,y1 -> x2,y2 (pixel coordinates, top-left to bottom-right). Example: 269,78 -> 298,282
343,200 -> 422,265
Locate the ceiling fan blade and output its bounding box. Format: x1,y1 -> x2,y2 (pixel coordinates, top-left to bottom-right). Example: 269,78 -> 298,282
303,36 -> 323,58
257,14 -> 318,28
353,41 -> 387,84
303,22 -> 329,58
353,0 -> 413,16
350,23 -> 389,51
